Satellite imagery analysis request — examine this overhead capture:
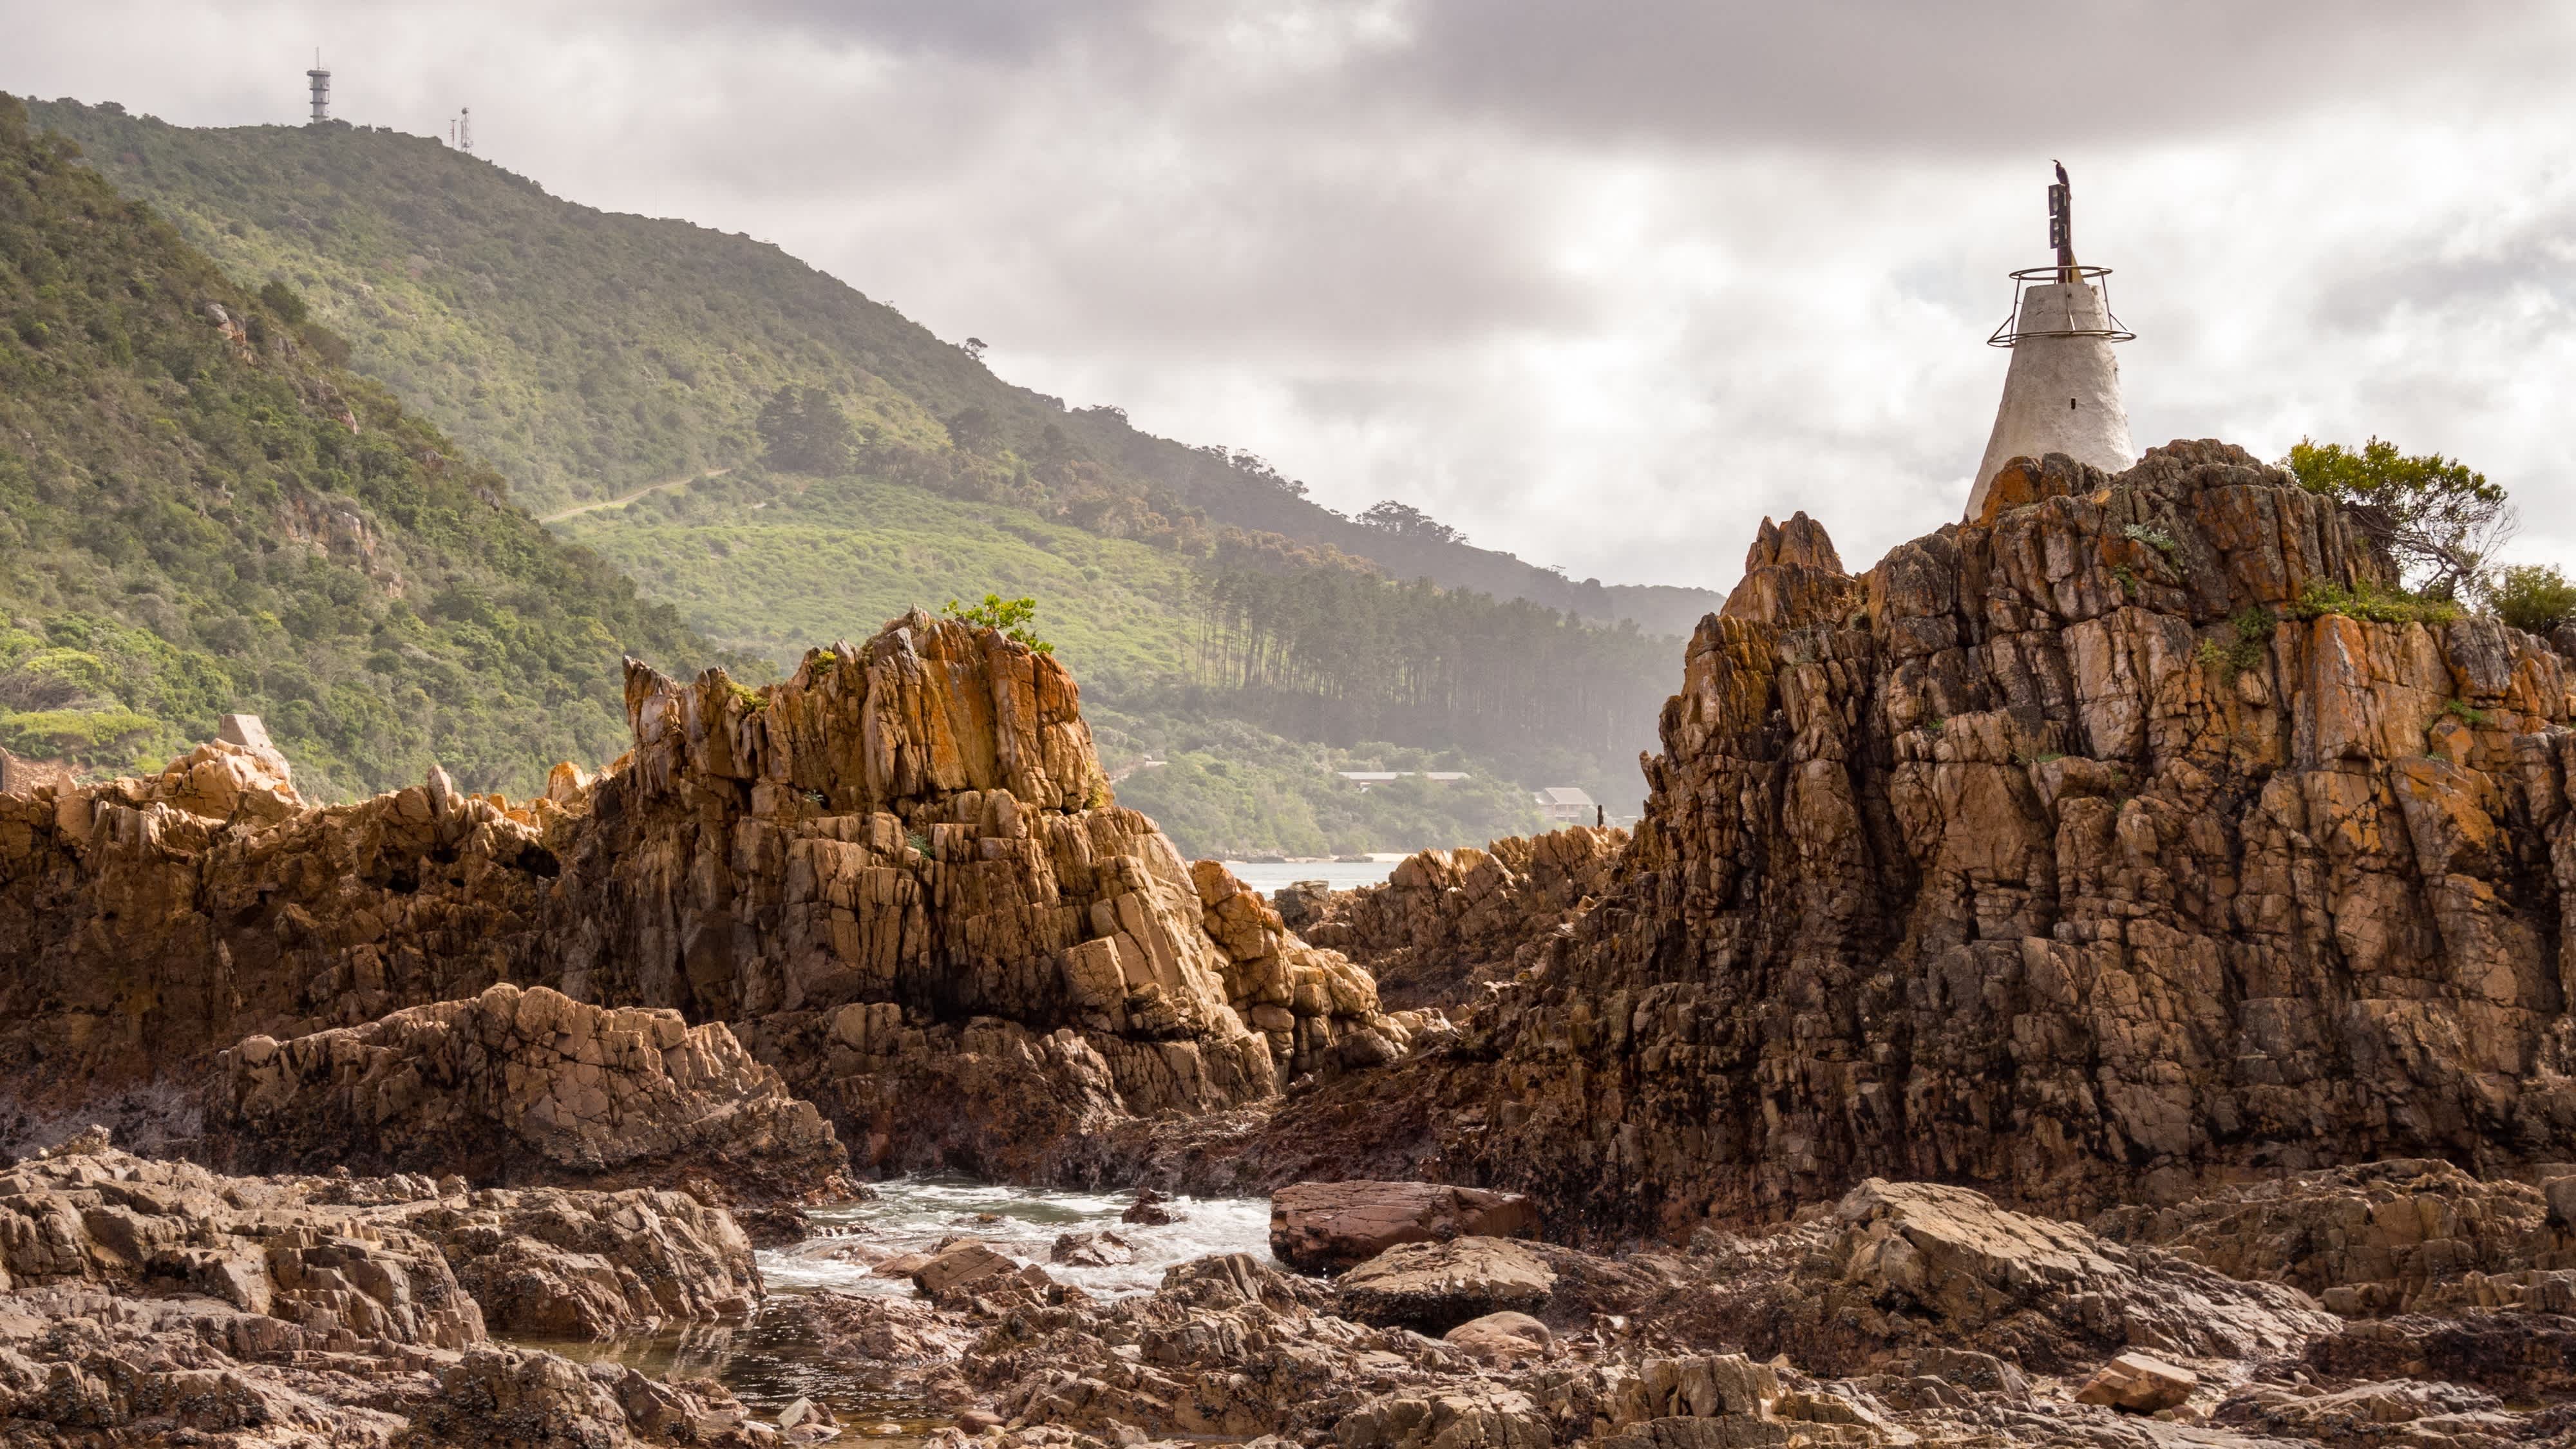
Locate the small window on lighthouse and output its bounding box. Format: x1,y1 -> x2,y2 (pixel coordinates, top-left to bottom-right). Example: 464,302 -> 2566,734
2069,398 -> 2078,410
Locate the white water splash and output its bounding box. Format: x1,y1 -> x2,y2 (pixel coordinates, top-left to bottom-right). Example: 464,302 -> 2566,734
761,1177 -> 1273,1298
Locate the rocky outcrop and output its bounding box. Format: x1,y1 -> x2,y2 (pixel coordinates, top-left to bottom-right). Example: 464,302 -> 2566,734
1271,1179 -> 1540,1273
0,1142 -> 764,1444
2091,1158 -> 2576,1316
0,611 -> 1410,1182
1282,440 -> 2576,1236
1280,828 -> 1626,1012
207,982 -> 851,1203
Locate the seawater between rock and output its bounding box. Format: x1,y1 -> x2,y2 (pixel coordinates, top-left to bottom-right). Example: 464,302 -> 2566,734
502,1178 -> 1272,1439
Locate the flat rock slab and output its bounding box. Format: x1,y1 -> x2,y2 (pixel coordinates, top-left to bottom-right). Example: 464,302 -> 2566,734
1271,1179 -> 1539,1274
2076,1351 -> 2197,1413
1337,1236 -> 1555,1333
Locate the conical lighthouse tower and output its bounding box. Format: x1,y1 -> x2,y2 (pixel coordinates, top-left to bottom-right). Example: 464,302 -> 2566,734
1966,164 -> 2135,520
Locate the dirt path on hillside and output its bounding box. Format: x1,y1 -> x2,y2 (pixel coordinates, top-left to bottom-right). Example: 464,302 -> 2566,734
537,467 -> 732,524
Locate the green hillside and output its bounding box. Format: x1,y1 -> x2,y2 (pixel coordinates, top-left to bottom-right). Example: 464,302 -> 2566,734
0,94 -> 709,799
28,99 -> 1719,634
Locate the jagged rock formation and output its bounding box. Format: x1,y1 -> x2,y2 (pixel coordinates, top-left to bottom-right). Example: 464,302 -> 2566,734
1271,440 -> 2576,1237
0,735 -> 561,1144
207,982 -> 850,1203
1280,828 -> 1626,1011
0,612 -> 1403,1180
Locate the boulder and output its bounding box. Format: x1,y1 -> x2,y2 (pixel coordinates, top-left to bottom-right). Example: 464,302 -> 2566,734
1336,1237 -> 1555,1334
2074,1351 -> 2198,1414
914,1241 -> 1023,1298
1443,1311 -> 1553,1364
1052,1229 -> 1136,1267
1270,1180 -> 1539,1273
1819,1179 -> 2335,1369
207,983 -> 852,1204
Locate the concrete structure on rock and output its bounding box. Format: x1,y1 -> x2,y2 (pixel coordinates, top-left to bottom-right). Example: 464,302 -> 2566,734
1969,163 -> 2136,520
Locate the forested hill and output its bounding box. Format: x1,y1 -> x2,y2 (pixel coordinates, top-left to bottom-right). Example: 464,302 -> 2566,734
0,93 -> 710,798
28,99 -> 1719,635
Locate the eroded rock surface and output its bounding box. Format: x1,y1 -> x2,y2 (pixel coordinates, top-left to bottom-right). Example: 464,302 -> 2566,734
208,983 -> 851,1203
1274,440 -> 2576,1236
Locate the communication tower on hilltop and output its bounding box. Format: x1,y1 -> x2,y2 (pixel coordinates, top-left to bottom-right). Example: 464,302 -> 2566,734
460,106 -> 472,155
1965,163 -> 2137,520
306,52 -> 331,124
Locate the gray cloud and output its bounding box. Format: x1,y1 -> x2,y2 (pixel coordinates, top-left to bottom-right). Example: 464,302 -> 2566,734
5,0 -> 2573,593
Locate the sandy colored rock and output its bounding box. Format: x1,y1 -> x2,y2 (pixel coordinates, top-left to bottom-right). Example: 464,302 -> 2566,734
914,1240 -> 1023,1298
1443,1310 -> 1553,1363
1270,1179 -> 1539,1273
2074,1351 -> 2199,1413
1337,1236 -> 1555,1333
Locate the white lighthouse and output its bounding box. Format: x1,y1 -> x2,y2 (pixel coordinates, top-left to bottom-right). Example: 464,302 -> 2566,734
1966,164 -> 2135,520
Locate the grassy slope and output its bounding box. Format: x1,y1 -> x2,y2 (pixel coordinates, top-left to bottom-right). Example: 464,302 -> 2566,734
0,95 -> 708,798
28,100 -> 1719,634
562,471 -> 1202,687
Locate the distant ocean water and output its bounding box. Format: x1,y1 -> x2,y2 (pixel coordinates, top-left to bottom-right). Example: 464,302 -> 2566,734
1220,859 -> 1401,895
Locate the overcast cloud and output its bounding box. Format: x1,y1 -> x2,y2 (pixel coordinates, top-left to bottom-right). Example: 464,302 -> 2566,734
6,1 -> 2572,593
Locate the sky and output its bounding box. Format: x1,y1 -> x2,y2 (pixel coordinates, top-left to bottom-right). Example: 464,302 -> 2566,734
6,1 -> 2573,594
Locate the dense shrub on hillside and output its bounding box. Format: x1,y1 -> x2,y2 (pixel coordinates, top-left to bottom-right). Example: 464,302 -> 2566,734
0,94 -> 708,794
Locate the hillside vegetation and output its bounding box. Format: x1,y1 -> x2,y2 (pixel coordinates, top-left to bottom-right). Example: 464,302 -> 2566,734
29,99 -> 1718,634
0,94 -> 708,797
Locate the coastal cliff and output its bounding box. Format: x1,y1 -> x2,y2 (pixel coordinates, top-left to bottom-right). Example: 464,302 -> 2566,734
1252,440 -> 2576,1237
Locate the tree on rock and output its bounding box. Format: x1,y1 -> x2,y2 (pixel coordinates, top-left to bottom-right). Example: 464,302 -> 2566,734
2286,437 -> 2512,600
757,384 -> 858,475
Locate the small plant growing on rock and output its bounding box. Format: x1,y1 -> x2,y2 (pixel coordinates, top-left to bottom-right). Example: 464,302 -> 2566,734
2123,522 -> 2180,558
2111,564 -> 2140,598
942,593 -> 1055,654
2442,697 -> 2492,728
2289,578 -> 2460,626
2197,607 -> 2275,680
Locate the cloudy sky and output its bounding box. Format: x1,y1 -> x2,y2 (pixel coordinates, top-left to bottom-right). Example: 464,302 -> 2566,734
7,1 -> 2573,592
